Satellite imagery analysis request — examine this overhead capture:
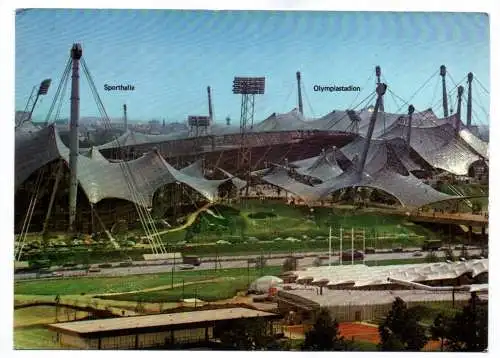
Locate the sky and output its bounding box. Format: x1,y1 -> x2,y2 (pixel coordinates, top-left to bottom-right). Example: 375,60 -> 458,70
15,10 -> 490,125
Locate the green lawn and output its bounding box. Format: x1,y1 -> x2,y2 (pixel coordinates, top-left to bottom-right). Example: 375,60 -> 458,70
14,306 -> 89,327
14,326 -> 59,350
14,267 -> 282,296
105,276 -> 254,302
20,201 -> 446,265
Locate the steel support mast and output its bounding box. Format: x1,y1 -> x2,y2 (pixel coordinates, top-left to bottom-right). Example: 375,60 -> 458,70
232,77 -> 265,196
456,85 -> 464,136
69,43 -> 82,232
440,65 -> 449,118
296,71 -> 303,115
123,104 -> 128,130
357,83 -> 387,180
207,86 -> 214,120
376,66 -> 384,112
406,104 -> 415,149
466,72 -> 473,128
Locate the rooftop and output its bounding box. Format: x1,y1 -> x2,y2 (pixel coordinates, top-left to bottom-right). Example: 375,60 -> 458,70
49,307 -> 278,335
278,289 -> 482,307
292,259 -> 488,288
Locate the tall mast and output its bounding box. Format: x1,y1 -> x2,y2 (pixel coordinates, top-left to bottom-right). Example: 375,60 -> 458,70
123,104 -> 128,130
296,71 -> 303,115
375,66 -> 384,112
456,85 -> 464,136
207,86 -> 213,120
406,104 -> 415,149
466,72 -> 473,128
440,65 -> 449,118
69,43 -> 82,232
357,83 -> 387,180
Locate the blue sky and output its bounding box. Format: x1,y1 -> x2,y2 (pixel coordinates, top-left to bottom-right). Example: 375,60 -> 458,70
15,10 -> 490,125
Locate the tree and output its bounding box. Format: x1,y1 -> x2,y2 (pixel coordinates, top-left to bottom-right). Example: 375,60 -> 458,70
442,294 -> 488,352
430,313 -> 450,351
378,297 -> 428,351
425,251 -> 440,263
282,257 -> 297,272
471,200 -> 482,214
301,308 -> 351,351
218,317 -> 276,350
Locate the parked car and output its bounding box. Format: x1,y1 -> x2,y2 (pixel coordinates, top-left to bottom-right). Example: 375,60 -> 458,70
178,264 -> 194,270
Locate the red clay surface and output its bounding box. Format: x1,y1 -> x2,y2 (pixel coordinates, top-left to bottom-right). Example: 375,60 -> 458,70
284,322 -> 441,351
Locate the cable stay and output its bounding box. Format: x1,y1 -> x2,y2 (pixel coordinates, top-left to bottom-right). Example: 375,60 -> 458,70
323,90 -> 377,131
44,58 -> 72,126
81,57 -> 168,255
301,82 -> 316,118
348,72 -> 374,110
391,69 -> 439,115
15,168 -> 46,260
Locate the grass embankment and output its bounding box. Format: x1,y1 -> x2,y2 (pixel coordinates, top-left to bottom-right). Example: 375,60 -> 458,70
14,326 -> 59,350
20,201 -> 440,265
13,305 -> 93,349
103,277 -> 253,302
14,267 -> 282,296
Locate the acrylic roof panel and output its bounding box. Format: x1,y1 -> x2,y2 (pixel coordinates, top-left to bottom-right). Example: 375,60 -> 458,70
260,165 -> 453,208
15,126 -> 61,189
253,108 -> 310,132
294,147 -> 344,182
180,159 -> 205,178
15,125 -> 235,206
379,114 -> 482,175
96,130 -> 188,150
216,167 -> 247,190
308,110 -> 358,132
262,167 -> 320,199
459,128 -> 489,159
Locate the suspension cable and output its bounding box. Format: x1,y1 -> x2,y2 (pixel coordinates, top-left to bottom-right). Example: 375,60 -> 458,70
82,58 -> 168,254
302,82 -> 316,118
44,58 -> 71,126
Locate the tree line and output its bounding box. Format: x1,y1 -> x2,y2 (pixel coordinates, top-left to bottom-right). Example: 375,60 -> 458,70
215,293 -> 487,352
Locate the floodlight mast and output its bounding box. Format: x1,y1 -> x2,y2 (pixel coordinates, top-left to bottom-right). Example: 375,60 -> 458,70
16,79 -> 52,127
69,43 -> 82,232
232,76 -> 265,196
440,65 -> 449,118
357,83 -> 387,181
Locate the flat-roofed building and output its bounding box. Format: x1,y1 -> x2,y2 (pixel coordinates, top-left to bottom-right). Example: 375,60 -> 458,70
48,307 -> 279,349
277,288 -> 486,324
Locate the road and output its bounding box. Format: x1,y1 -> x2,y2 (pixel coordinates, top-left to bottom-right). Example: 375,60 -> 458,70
14,248 -> 483,281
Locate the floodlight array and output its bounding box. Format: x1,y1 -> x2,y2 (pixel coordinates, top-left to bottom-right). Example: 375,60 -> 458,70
188,115 -> 210,127
232,77 -> 265,94
38,79 -> 52,95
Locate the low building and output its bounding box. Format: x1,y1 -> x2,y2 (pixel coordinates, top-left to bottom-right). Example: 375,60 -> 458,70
276,288 -> 480,324
48,307 -> 280,349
